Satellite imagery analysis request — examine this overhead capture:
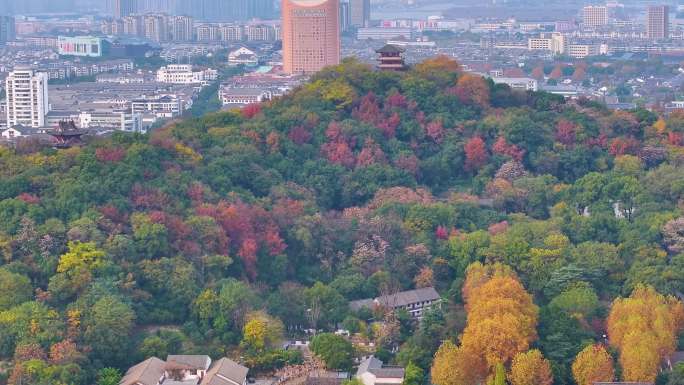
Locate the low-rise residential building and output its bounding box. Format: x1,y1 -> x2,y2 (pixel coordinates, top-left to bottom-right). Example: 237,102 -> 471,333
119,355 -> 248,385
78,110 -> 144,133
356,357 -> 404,385
357,27 -> 412,40
567,43 -> 600,58
131,95 -> 187,118
219,88 -> 272,107
490,76 -> 539,91
1,125 -> 43,139
349,287 -> 441,319
228,47 -> 259,67
157,64 -> 218,85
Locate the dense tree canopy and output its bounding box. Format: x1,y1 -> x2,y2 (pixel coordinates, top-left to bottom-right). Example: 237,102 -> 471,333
2,57 -> 684,384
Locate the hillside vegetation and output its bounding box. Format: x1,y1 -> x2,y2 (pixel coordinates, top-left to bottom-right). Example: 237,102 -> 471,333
2,57 -> 684,385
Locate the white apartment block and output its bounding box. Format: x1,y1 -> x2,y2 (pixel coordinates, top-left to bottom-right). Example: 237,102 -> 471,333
5,69 -> 49,128
196,25 -> 219,41
78,110 -> 144,133
220,25 -> 243,41
156,65 -> 217,85
582,6 -> 608,27
491,77 -> 539,91
131,95 -> 186,118
219,88 -> 272,106
528,33 -> 566,54
567,43 -> 600,58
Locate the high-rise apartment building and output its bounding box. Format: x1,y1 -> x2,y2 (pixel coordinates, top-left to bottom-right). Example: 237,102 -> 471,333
647,5 -> 669,40
178,0 -> 274,22
0,16 -> 15,46
582,6 -> 607,27
169,15 -> 193,41
349,0 -> 370,27
144,14 -> 169,42
115,0 -> 138,18
340,1 -> 351,32
282,0 -> 340,74
245,24 -> 275,41
219,25 -> 243,41
139,0 -> 177,14
196,24 -> 220,41
5,69 -> 49,128
122,15 -> 144,36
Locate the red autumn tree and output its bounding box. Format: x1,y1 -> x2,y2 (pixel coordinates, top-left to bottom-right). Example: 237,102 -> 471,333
241,103 -> 262,119
377,112 -> 400,139
556,119 -> 578,146
395,154 -> 420,176
352,92 -> 381,124
426,120 -> 446,143
17,193 -> 40,204
386,92 -> 408,109
465,136 -> 489,171
609,137 -> 641,156
322,140 -> 356,168
356,138 -> 386,168
95,147 -> 126,163
435,226 -> 449,240
453,74 -> 490,108
288,125 -> 312,145
492,137 -> 524,161
195,200 -> 286,281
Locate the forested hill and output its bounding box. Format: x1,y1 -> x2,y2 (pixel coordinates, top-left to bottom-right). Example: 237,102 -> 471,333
3,56 -> 684,385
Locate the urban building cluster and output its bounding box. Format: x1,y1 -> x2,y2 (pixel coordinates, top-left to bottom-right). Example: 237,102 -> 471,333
5,0 -> 684,144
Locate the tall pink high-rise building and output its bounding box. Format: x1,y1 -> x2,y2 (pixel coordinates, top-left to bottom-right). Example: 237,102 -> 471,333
282,0 -> 340,74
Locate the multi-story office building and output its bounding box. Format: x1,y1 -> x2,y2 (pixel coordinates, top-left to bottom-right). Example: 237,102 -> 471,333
582,6 -> 608,28
5,69 -> 49,128
282,0 -> 340,74
647,5 -> 669,40
0,16 -> 15,46
58,36 -> 107,57
169,15 -> 194,42
349,0 -> 370,28
115,0 -> 138,18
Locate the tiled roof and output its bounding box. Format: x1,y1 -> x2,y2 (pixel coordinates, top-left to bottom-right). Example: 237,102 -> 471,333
200,358 -> 249,385
166,355 -> 212,371
350,287 -> 441,311
119,357 -> 166,385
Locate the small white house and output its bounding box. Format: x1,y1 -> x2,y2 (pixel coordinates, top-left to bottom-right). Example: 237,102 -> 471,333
228,47 -> 259,67
356,357 -> 404,385
1,125 -> 41,139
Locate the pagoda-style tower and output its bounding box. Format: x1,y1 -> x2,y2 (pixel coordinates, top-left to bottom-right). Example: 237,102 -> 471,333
50,121 -> 87,149
376,44 -> 407,71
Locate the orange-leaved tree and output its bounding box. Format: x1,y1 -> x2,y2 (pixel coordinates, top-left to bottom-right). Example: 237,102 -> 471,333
464,263 -> 538,374
606,284 -> 684,382
431,340 -> 484,385
571,344 -> 615,385
508,349 -> 553,385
